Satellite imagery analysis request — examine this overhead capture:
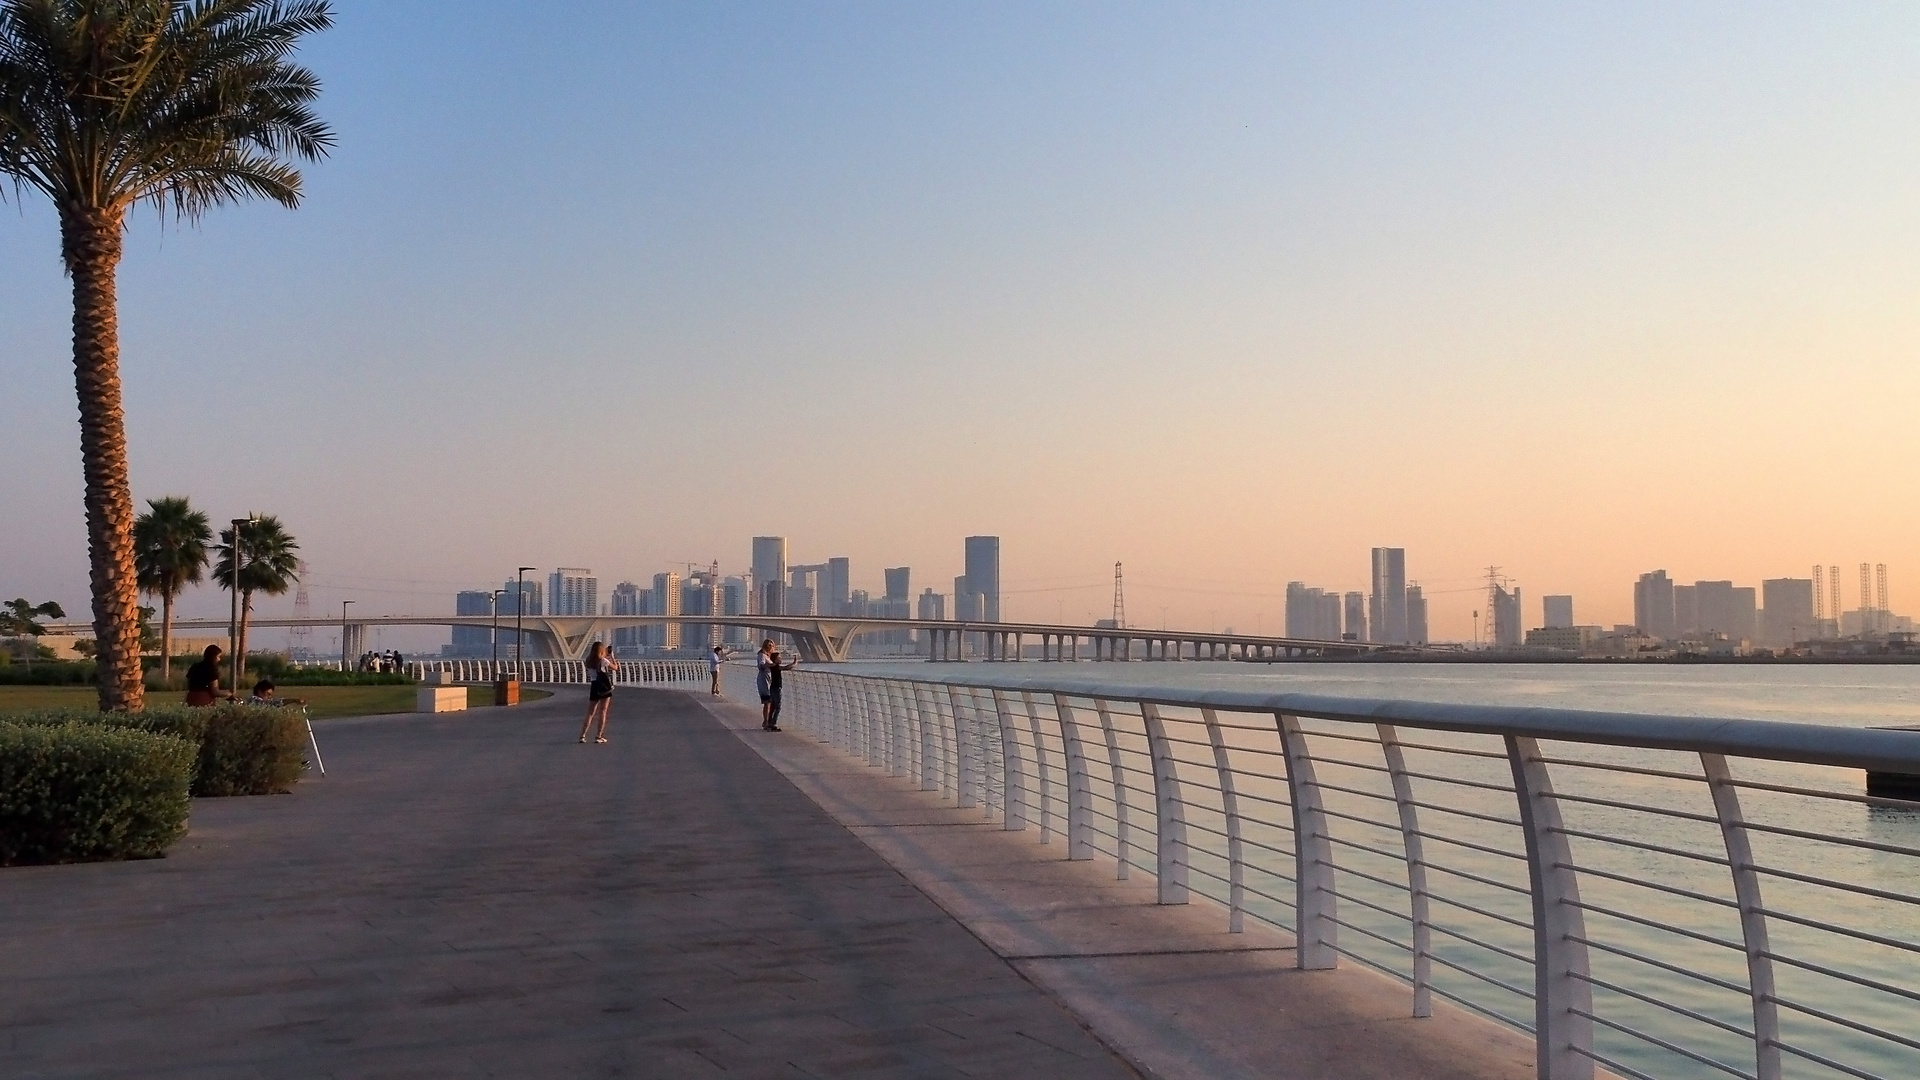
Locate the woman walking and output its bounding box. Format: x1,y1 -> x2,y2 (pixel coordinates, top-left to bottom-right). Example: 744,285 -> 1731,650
578,642 -> 617,744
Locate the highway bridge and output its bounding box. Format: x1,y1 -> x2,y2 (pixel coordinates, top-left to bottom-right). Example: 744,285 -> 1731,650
56,614 -> 1384,664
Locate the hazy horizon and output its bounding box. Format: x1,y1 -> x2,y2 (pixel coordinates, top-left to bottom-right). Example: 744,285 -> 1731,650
4,3 -> 1916,647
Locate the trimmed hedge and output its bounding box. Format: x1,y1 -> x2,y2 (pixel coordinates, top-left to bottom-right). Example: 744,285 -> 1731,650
0,722 -> 195,865
8,704 -> 310,797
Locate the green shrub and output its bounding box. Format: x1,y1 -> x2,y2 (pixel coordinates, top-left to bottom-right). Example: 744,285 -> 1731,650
0,721 -> 195,865
8,704 -> 308,796
0,660 -> 97,686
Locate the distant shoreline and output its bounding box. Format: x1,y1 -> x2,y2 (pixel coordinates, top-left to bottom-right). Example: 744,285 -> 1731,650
1245,653 -> 1920,666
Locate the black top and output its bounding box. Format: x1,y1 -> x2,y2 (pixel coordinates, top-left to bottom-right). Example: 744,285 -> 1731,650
186,659 -> 220,692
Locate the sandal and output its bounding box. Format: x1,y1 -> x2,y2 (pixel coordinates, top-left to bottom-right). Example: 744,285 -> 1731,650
595,737 -> 608,744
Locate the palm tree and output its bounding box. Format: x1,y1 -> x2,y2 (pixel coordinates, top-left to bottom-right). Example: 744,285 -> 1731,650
133,496 -> 211,683
214,515 -> 298,681
0,2 -> 334,710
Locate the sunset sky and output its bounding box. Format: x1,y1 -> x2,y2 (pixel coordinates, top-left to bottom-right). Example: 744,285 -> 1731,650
3,3 -> 1916,647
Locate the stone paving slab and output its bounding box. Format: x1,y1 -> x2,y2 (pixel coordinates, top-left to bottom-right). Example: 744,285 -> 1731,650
0,691 -> 1141,1079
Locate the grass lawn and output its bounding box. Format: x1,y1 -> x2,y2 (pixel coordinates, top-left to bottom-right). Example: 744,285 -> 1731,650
0,684 -> 550,719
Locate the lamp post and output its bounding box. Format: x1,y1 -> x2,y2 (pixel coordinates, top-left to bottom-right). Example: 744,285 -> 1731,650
490,588 -> 506,671
229,517 -> 253,691
340,600 -> 355,670
515,567 -> 535,678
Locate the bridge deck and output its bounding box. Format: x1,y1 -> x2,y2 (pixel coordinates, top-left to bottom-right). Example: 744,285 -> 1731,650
0,691 -> 1138,1078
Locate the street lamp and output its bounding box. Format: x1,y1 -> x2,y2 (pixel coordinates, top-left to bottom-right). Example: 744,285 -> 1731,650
229,517 -> 255,691
490,588 -> 506,669
340,600 -> 355,670
515,567 -> 535,678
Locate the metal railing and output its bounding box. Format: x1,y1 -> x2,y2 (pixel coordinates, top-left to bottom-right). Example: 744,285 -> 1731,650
733,664 -> 1920,1080
410,659 -> 708,685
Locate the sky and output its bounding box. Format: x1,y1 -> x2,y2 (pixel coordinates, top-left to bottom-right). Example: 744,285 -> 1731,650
3,2 -> 1918,649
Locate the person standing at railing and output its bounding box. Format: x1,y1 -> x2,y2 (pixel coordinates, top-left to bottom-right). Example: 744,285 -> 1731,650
756,639 -> 796,732
577,641 -> 616,744
708,643 -> 729,697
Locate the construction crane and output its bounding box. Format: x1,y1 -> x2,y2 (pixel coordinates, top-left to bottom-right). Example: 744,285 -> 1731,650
1111,562 -> 1126,629
1813,565 -> 1825,620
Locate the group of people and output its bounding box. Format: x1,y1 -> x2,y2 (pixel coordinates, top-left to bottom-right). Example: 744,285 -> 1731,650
356,650 -> 405,674
573,638 -> 798,743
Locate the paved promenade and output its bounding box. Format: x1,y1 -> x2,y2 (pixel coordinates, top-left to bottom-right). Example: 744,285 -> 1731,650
0,691 -> 1140,1079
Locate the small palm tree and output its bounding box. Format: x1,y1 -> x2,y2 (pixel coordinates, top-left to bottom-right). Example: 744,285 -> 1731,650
215,515 -> 299,680
1,1 -> 334,710
133,496 -> 211,683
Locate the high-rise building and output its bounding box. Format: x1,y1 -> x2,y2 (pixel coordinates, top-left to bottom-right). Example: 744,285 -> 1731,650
1673,584 -> 1698,637
884,567 -> 911,603
1731,586 -> 1758,642
918,588 -> 946,621
1695,581 -> 1737,639
1285,582 -> 1344,641
1542,595 -> 1574,630
1761,578 -> 1815,648
1491,585 -> 1523,647
823,557 -> 851,617
721,576 -> 750,646
750,537 -> 787,614
1634,571 -> 1675,639
1405,585 -> 1429,646
499,578 -> 542,655
953,575 -> 985,621
452,590 -> 493,655
1342,592 -> 1368,642
547,568 -> 597,617
683,568 -> 720,649
1370,548 -> 1408,644
652,572 -> 682,650
610,581 -> 645,653
964,536 -> 1001,622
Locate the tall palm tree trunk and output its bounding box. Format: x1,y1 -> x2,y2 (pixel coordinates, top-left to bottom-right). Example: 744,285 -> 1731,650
160,589 -> 175,685
62,207 -> 145,713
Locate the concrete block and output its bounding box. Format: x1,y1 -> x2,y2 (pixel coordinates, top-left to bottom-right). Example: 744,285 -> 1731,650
424,670 -> 458,686
416,686 -> 466,713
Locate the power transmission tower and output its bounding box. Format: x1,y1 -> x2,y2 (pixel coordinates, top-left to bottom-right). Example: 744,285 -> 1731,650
289,562 -> 312,660
1112,562 -> 1126,629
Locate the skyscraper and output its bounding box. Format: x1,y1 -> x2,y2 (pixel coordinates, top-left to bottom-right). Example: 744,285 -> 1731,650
750,537 -> 787,615
1634,571 -> 1675,639
953,575 -> 984,621
547,568 -> 597,617
652,572 -> 681,650
823,557 -> 851,618
884,567 -> 911,603
1674,584 -> 1698,637
1695,581 -> 1737,639
1343,592 -> 1368,642
721,576 -> 750,646
1285,582 -> 1344,640
1370,548 -> 1408,644
500,578 -> 542,655
918,588 -> 946,621
1761,578 -> 1815,647
1542,595 -> 1574,629
1405,585 -> 1429,646
1491,585 -> 1523,647
453,590 -> 493,655
964,536 -> 1001,622
610,581 -> 644,652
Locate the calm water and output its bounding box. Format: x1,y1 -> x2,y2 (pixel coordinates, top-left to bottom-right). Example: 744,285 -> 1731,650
834,660 -> 1920,1079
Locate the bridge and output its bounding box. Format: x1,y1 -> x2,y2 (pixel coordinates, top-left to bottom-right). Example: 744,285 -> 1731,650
67,614 -> 1383,664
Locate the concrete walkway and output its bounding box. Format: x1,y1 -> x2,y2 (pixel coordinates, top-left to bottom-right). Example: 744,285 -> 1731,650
0,691 -> 1141,1079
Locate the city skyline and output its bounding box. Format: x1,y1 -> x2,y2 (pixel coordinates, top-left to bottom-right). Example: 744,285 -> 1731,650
4,5 -> 1917,647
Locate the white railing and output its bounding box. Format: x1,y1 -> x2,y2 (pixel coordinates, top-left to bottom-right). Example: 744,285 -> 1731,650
737,664 -> 1920,1080
410,659 -> 708,686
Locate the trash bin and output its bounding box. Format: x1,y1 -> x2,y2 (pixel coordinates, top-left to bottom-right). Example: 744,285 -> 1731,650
493,678 -> 520,707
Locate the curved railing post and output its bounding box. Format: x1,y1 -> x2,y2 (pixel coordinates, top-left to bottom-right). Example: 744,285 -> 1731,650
992,690 -> 1027,831
1141,703 -> 1189,904
1377,723 -> 1433,1017
883,680 -> 907,777
969,688 -> 1001,818
1276,712 -> 1337,969
912,681 -> 938,791
861,678 -> 881,766
946,685 -> 976,808
1506,734 -> 1594,1080
1702,752 -> 1781,1080
1201,708 -> 1245,933
1094,698 -> 1131,880
1022,691 -> 1053,845
1054,694 -> 1094,860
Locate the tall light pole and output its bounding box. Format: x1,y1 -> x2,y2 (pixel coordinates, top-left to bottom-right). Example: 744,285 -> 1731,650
515,567 -> 535,678
491,588 -> 506,669
229,517 -> 253,692
340,600 -> 355,670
